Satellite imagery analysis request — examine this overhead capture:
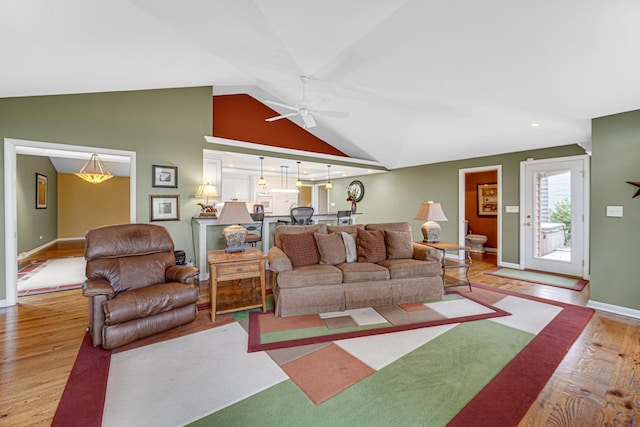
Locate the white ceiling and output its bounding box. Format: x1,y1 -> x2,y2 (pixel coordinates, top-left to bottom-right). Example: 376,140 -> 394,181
3,1 -> 640,169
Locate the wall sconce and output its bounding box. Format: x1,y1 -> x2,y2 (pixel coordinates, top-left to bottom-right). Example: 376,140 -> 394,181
414,201 -> 448,242
325,165 -> 333,189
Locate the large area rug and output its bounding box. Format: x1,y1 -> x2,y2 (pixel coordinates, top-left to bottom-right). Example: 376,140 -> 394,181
484,267 -> 588,291
18,257 -> 86,296
53,284 -> 594,427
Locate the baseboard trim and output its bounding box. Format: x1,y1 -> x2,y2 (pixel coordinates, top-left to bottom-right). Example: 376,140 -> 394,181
19,237 -> 84,260
587,300 -> 640,320
498,261 -> 521,269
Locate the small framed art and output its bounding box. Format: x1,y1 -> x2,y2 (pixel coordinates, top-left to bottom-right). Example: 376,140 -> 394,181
36,173 -> 47,209
150,195 -> 180,221
152,165 -> 178,188
477,183 -> 498,216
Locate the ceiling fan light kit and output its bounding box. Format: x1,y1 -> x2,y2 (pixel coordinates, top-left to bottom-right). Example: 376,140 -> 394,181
264,76 -> 348,128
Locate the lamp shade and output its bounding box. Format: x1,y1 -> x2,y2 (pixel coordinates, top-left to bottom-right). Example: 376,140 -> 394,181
413,202 -> 448,222
194,184 -> 219,199
216,202 -> 254,225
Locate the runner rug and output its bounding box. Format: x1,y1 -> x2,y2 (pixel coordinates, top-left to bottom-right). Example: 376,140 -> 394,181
484,267 -> 588,291
18,257 -> 86,296
53,284 -> 594,427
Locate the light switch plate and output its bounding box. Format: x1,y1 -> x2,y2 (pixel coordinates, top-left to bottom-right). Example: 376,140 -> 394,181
606,206 -> 623,217
505,206 -> 519,213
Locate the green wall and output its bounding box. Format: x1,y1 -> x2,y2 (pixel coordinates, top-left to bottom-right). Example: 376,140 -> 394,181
591,109 -> 640,310
17,155 -> 58,253
1,87 -> 213,301
329,144 -> 585,265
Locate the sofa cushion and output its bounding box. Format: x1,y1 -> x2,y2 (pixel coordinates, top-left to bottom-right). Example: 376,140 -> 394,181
356,228 -> 386,263
337,262 -> 390,283
327,224 -> 364,234
276,264 -> 343,289
274,224 -> 327,248
280,232 -> 320,267
342,232 -> 358,263
378,258 -> 441,279
314,232 -> 346,265
384,230 -> 414,260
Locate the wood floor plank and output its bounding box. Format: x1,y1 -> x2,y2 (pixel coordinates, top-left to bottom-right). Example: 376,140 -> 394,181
2,249 -> 640,426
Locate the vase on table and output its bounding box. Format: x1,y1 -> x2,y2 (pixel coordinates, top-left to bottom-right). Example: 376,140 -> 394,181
351,201 -> 357,214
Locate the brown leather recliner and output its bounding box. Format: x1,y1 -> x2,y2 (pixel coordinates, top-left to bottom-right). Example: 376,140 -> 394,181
82,224 -> 200,349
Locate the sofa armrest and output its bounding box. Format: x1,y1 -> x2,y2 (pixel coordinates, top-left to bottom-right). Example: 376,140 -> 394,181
82,278 -> 116,298
268,247 -> 293,273
166,265 -> 200,283
412,242 -> 441,262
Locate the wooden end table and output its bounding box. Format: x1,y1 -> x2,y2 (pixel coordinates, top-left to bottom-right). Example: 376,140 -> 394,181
207,247 -> 267,322
424,242 -> 472,292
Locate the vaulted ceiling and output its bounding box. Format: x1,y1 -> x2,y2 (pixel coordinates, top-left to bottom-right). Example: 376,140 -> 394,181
3,1 -> 639,169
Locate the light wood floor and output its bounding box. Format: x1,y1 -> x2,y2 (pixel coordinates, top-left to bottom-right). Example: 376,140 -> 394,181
1,243 -> 639,426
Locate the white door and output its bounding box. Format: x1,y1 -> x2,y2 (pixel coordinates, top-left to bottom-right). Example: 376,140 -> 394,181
521,156 -> 589,277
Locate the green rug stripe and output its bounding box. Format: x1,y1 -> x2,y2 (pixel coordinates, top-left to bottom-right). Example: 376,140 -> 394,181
190,320 -> 533,427
489,267 -> 580,287
260,322 -> 391,344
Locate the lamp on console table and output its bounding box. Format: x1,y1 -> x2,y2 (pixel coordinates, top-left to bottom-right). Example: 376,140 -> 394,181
195,183 -> 219,216
216,201 -> 254,253
414,201 -> 448,243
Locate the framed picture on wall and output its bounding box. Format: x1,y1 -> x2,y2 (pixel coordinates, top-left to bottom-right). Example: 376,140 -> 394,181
149,195 -> 180,221
478,183 -> 498,216
152,165 -> 178,188
36,173 -> 47,209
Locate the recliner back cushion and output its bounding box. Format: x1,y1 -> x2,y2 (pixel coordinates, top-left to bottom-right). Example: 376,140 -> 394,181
86,252 -> 174,292
85,224 -> 174,260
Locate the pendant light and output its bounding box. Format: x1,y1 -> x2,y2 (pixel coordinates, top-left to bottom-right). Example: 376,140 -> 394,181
295,161 -> 302,188
258,156 -> 266,186
75,153 -> 113,184
325,165 -> 333,189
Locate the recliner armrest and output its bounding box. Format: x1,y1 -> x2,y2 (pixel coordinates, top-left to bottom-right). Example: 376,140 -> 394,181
268,247 -> 292,273
166,265 -> 200,283
82,278 -> 116,298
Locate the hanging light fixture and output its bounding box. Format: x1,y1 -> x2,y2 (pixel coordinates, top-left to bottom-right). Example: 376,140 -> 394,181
325,165 -> 333,189
258,156 -> 266,186
295,161 -> 302,188
75,153 -> 113,184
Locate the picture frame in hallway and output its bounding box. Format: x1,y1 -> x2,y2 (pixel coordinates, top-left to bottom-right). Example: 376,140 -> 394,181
478,183 -> 498,216
36,173 -> 47,209
152,165 -> 178,188
149,195 -> 180,221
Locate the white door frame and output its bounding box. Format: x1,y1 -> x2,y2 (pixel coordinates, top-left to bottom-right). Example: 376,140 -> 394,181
519,155 -> 590,278
2,138 -> 137,307
458,165 -> 502,263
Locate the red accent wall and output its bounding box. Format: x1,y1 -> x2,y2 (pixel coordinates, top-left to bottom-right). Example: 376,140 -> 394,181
212,94 -> 348,157
465,171 -> 498,248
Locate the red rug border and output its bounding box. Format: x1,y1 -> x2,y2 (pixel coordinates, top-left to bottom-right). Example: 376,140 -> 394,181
247,291 -> 512,353
484,267 -> 588,291
448,283 -> 594,426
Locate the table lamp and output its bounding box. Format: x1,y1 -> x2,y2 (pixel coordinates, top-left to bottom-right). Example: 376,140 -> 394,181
414,201 -> 448,243
216,201 -> 255,253
195,184 -> 219,216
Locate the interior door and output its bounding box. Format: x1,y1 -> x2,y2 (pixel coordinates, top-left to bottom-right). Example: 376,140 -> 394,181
522,157 -> 588,277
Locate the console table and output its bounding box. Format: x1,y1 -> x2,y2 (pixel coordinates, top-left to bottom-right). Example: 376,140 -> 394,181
425,242 -> 472,292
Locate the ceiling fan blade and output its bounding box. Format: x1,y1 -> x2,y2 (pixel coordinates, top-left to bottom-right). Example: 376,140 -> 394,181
264,100 -> 299,112
265,112 -> 299,122
302,114 -> 316,128
313,110 -> 349,119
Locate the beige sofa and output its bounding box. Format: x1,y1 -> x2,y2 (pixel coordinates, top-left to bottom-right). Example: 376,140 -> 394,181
267,222 -> 443,317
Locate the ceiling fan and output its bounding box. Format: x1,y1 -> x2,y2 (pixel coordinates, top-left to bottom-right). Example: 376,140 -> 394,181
264,76 -> 349,128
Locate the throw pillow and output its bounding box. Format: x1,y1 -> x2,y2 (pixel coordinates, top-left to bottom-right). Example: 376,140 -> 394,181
384,230 -> 414,259
314,232 -> 346,265
280,232 -> 320,267
356,228 -> 386,263
341,232 -> 358,263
